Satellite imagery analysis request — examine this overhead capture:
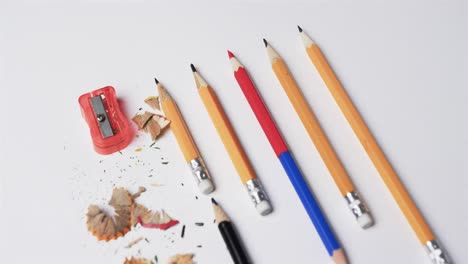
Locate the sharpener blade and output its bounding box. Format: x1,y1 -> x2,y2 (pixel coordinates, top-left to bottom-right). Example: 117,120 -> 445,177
90,95 -> 114,138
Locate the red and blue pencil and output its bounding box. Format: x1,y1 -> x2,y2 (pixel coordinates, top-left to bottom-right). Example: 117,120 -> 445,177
228,50 -> 347,264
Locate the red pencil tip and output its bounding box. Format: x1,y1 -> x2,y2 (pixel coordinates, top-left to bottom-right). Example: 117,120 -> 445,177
227,50 -> 234,58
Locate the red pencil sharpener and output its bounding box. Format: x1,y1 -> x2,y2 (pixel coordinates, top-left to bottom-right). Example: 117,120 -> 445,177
78,86 -> 133,155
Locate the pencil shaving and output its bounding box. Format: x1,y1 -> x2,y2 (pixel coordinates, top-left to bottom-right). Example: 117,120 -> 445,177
132,112 -> 170,141
86,188 -> 133,241
132,186 -> 146,199
123,257 -> 152,264
132,112 -> 154,130
144,96 -> 160,111
125,237 -> 144,248
168,253 -> 194,264
153,114 -> 170,129
146,115 -> 170,140
145,118 -> 161,141
131,203 -> 179,230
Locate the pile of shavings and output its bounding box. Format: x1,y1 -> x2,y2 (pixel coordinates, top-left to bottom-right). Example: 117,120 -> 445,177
86,187 -> 179,241
132,96 -> 170,141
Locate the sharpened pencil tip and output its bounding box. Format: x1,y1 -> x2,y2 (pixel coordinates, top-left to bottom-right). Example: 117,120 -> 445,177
227,50 -> 234,58
297,25 -> 303,32
190,64 -> 197,72
211,198 -> 218,205
263,38 -> 268,47
154,77 -> 159,84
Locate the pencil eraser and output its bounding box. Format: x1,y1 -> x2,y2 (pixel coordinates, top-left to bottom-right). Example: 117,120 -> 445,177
357,212 -> 374,229
198,179 -> 214,194
256,200 -> 273,216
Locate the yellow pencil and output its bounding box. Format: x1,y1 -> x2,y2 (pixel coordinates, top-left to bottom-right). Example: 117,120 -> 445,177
156,78 -> 214,194
298,26 -> 449,263
263,39 -> 373,228
191,64 -> 272,215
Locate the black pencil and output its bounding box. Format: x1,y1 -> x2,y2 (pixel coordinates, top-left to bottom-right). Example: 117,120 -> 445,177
211,198 -> 250,264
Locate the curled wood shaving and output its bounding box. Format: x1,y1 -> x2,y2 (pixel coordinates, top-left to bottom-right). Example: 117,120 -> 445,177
86,188 -> 133,241
132,186 -> 146,200
85,187 -> 146,241
168,254 -> 194,264
153,115 -> 170,130
132,112 -> 154,130
133,110 -> 170,141
145,118 -> 161,141
123,257 -> 152,264
145,115 -> 170,141
144,96 -> 160,111
131,203 -> 179,230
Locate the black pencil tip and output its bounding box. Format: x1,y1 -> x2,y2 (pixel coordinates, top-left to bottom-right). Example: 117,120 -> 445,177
211,198 -> 218,205
263,38 -> 268,47
190,64 -> 197,72
297,25 -> 303,32
154,77 -> 159,84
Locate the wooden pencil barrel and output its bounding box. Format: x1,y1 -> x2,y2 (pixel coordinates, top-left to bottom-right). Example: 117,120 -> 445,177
306,44 -> 435,243
161,99 -> 200,162
199,87 -> 257,184
272,58 -> 355,195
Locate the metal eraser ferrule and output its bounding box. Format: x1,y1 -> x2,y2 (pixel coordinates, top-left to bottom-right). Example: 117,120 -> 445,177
245,179 -> 271,210
345,191 -> 370,219
188,157 -> 211,184
426,240 -> 450,264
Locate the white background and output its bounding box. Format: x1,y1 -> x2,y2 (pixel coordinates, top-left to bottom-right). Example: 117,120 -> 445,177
0,0 -> 467,263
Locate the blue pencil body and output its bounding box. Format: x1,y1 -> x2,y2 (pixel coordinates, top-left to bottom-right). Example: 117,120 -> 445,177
279,151 -> 340,256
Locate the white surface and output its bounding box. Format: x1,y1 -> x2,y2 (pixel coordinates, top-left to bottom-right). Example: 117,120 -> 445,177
0,0 -> 467,263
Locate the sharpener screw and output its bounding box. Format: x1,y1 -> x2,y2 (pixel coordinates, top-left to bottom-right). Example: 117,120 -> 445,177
96,114 -> 106,122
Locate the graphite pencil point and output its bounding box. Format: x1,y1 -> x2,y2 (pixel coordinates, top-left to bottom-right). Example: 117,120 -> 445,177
297,25 -> 303,32
190,64 -> 197,72
263,38 -> 268,47
211,197 -> 218,205
154,77 -> 159,84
